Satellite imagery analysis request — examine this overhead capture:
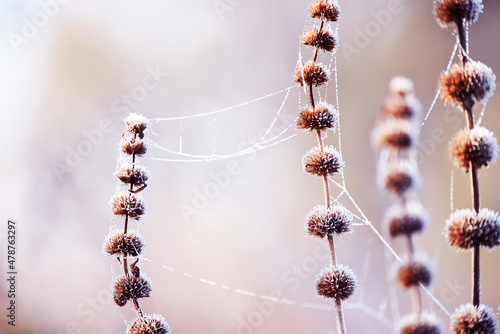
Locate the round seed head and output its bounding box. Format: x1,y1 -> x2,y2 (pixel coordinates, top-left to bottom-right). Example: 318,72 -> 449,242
389,76 -> 415,96
103,230 -> 145,257
309,0 -> 341,22
434,0 -> 483,27
451,303 -> 498,334
373,119 -> 416,150
399,313 -> 443,334
316,265 -> 357,301
294,61 -> 330,88
440,61 -> 496,110
124,113 -> 151,139
398,260 -> 433,288
306,205 -> 353,238
116,164 -> 150,187
303,145 -> 344,177
128,314 -> 171,334
297,102 -> 338,132
446,208 -> 500,250
302,27 -> 337,52
113,274 -> 153,307
121,137 -> 148,156
385,202 -> 428,238
111,192 -> 147,220
450,126 -> 498,172
381,162 -> 419,196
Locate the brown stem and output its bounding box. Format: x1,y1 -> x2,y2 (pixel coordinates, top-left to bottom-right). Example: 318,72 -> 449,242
473,243 -> 480,306
312,20 -> 325,62
335,299 -> 346,334
455,19 -> 469,66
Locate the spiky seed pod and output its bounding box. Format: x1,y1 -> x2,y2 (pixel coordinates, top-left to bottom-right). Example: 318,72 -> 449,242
382,162 -> 419,196
373,119 -> 415,150
316,265 -> 357,301
128,314 -> 171,334
399,313 -> 442,334
389,76 -> 415,96
302,27 -> 336,52
111,192 -> 147,220
382,94 -> 422,120
440,61 -> 496,109
385,202 -> 428,238
104,230 -> 145,257
450,126 -> 498,172
309,0 -> 341,22
297,102 -> 338,132
294,61 -> 330,88
306,205 -> 353,238
434,0 -> 483,27
113,275 -> 153,307
398,260 -> 433,289
116,164 -> 150,187
304,145 -> 344,177
121,137 -> 148,156
450,303 -> 498,334
446,208 -> 500,250
124,113 -> 151,139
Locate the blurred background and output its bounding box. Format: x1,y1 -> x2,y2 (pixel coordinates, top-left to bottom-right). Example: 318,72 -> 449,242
1,0 -> 500,333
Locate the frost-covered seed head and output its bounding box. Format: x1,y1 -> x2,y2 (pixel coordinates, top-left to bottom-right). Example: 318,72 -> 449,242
111,192 -> 147,220
316,265 -> 357,301
373,119 -> 415,150
297,102 -> 338,132
399,313 -> 442,334
434,0 -> 483,27
446,208 -> 500,250
389,76 -> 415,96
104,230 -> 145,257
302,27 -> 336,52
303,145 -> 344,177
128,314 -> 171,334
450,126 -> 498,172
440,61 -> 496,110
382,162 -> 419,196
398,260 -> 433,288
294,61 -> 330,88
121,137 -> 148,157
451,303 -> 498,334
113,274 -> 153,307
116,164 -> 150,187
306,205 -> 353,238
125,113 -> 151,139
385,202 -> 428,238
309,0 -> 340,22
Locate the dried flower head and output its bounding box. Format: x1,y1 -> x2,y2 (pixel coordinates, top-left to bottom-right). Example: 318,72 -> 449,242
297,102 -> 338,132
113,274 -> 153,307
450,126 -> 498,172
302,27 -> 337,52
306,205 -> 353,238
446,208 -> 500,250
304,145 -> 344,177
125,113 -> 151,139
121,137 -> 148,156
104,230 -> 145,257
294,61 -> 330,88
385,202 -> 428,238
382,162 -> 419,196
434,0 -> 483,27
399,313 -> 442,334
316,265 -> 357,301
116,164 -> 150,187
450,303 -> 498,334
128,314 -> 171,334
382,94 -> 422,120
398,260 -> 433,289
389,76 -> 415,96
111,192 -> 147,220
440,61 -> 496,109
309,0 -> 341,22
373,119 -> 415,149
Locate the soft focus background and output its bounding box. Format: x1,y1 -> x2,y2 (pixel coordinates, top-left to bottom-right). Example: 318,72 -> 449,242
1,0 -> 500,333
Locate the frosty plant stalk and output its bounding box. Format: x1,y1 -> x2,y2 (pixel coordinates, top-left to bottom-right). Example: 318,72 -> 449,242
373,77 -> 441,333
434,0 -> 500,332
294,1 -> 356,333
103,113 -> 171,334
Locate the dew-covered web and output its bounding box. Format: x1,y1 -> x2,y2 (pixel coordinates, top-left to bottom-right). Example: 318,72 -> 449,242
108,10 -> 464,332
